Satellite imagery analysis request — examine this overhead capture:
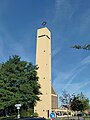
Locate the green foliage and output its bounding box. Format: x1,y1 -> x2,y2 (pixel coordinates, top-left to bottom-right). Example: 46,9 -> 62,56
20,109 -> 26,117
77,92 -> 90,111
70,95 -> 83,112
71,44 -> 90,50
70,93 -> 90,112
32,112 -> 38,117
20,108 -> 38,118
60,91 -> 90,112
0,55 -> 41,111
27,108 -> 34,116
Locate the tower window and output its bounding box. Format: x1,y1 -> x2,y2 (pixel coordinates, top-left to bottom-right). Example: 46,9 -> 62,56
46,35 -> 50,39
38,35 -> 45,38
38,35 -> 50,39
44,50 -> 45,52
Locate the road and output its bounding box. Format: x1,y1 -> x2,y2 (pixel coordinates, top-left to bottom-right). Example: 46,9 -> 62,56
55,116 -> 85,120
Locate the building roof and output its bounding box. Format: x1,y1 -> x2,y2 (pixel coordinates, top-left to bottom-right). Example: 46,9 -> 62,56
51,85 -> 57,95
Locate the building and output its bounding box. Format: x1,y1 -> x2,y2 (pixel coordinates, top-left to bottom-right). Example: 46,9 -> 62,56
34,27 -> 58,118
55,105 -> 74,117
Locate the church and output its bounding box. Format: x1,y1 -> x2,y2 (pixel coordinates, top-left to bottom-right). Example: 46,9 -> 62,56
34,26 -> 58,118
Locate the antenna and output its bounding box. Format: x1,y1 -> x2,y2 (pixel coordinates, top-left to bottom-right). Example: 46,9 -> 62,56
42,21 -> 47,27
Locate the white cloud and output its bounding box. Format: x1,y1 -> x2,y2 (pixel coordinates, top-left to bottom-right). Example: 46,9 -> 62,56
79,9 -> 90,34
52,46 -> 62,58
55,79 -> 90,97
57,80 -> 90,107
80,55 -> 90,65
0,20 -> 35,63
53,55 -> 90,92
54,0 -> 74,21
55,0 -> 63,13
74,80 -> 90,93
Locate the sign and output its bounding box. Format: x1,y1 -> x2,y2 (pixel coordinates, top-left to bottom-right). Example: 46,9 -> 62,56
50,112 -> 55,118
15,104 -> 21,107
15,104 -> 21,118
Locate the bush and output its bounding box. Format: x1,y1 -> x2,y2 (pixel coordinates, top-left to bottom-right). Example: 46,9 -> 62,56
20,109 -> 27,117
32,112 -> 38,117
20,108 -> 35,118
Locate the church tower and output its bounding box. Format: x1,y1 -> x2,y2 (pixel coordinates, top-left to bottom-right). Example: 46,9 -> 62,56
34,27 -> 58,118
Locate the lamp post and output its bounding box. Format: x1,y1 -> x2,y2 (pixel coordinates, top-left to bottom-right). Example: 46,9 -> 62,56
15,104 -> 21,118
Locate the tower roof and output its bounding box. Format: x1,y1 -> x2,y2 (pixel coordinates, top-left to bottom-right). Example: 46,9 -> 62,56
37,27 -> 51,38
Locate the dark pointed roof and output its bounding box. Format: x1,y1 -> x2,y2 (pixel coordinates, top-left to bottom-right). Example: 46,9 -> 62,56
51,85 -> 57,95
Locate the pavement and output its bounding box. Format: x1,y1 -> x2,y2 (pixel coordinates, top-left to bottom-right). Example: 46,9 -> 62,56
55,116 -> 85,120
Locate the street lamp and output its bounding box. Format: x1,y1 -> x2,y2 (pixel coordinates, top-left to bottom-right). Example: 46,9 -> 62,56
15,104 -> 21,118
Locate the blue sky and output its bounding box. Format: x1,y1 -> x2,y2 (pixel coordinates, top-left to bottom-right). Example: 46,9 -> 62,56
0,0 -> 90,106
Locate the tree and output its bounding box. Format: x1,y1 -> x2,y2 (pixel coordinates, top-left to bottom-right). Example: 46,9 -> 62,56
77,92 -> 90,111
60,91 -> 90,119
0,55 -> 41,115
70,93 -> 90,112
59,90 -> 71,107
70,95 -> 83,112
71,44 -> 90,50
59,90 -> 71,119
